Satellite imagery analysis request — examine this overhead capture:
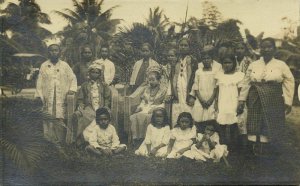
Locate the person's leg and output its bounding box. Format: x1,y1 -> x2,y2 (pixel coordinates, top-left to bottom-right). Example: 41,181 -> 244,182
112,145 -> 127,154
219,125 -> 227,145
230,123 -> 239,151
85,145 -> 102,156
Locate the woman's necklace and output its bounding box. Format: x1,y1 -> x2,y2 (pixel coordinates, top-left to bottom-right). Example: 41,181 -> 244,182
150,86 -> 159,97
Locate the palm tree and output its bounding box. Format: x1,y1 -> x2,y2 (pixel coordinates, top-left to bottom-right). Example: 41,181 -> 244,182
54,0 -> 121,63
0,0 -> 52,55
146,7 -> 169,52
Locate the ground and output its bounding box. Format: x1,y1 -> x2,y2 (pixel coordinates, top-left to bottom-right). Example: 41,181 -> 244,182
2,90 -> 300,185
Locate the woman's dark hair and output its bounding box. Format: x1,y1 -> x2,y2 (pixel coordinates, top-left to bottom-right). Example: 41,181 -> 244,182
235,42 -> 250,55
175,112 -> 194,128
81,45 -> 93,54
95,107 -> 111,122
148,71 -> 161,81
151,107 -> 169,127
261,37 -> 276,49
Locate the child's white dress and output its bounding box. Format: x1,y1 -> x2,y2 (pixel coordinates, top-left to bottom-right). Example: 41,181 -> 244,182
83,120 -> 126,150
184,132 -> 228,162
215,72 -> 244,125
135,124 -> 170,157
191,61 -> 222,122
167,126 -> 197,159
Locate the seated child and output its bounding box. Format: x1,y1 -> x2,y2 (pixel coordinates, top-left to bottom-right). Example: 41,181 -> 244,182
166,112 -> 196,159
74,63 -> 111,144
184,125 -> 229,164
135,107 -> 170,157
83,107 -> 126,156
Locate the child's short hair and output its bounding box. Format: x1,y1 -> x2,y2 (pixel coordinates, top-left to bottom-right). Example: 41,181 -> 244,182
150,107 -> 169,127
204,120 -> 218,132
95,107 -> 111,121
175,112 -> 194,128
220,54 -> 237,71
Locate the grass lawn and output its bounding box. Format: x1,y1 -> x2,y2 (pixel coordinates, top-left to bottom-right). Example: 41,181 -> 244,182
3,107 -> 300,185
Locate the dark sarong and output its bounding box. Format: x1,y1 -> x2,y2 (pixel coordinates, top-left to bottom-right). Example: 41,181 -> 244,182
246,82 -> 285,141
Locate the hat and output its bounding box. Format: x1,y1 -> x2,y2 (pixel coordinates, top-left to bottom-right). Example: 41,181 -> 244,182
146,65 -> 162,75
88,63 -> 102,71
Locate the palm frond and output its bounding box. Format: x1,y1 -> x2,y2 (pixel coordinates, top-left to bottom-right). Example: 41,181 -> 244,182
38,12 -> 51,24
71,0 -> 86,18
53,10 -> 79,25
63,8 -> 83,22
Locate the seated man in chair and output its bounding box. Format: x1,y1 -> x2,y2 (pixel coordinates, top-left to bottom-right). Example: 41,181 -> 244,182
73,63 -> 112,146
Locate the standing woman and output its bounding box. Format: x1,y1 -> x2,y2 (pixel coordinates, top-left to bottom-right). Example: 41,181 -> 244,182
238,37 -> 295,156
235,42 -> 253,73
130,43 -> 159,92
234,42 -> 253,151
166,38 -> 196,127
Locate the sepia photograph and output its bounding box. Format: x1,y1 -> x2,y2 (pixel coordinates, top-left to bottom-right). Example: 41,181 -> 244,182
0,0 -> 300,185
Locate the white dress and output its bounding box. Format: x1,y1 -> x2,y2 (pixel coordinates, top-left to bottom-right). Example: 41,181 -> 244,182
191,61 -> 222,122
171,57 -> 192,127
184,132 -> 228,162
135,124 -> 170,157
215,71 -> 244,125
167,126 -> 196,159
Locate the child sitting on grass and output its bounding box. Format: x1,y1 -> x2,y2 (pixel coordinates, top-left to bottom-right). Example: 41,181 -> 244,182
83,107 -> 126,156
166,112 -> 196,159
184,124 -> 229,166
135,107 -> 171,157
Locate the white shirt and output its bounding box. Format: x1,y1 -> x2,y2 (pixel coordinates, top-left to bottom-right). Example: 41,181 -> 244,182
239,57 -> 295,105
83,121 -> 120,149
93,58 -> 115,85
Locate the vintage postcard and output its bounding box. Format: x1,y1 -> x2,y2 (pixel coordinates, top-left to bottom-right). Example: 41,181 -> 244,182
1,0 -> 300,185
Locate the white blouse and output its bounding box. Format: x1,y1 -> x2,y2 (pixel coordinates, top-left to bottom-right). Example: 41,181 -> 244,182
239,57 -> 295,105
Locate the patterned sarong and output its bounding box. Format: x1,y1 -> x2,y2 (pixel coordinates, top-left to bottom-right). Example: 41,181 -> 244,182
246,82 -> 285,140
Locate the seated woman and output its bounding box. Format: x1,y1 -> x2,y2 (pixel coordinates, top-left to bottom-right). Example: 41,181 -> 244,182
130,66 -> 167,146
84,107 -> 126,156
73,63 -> 112,145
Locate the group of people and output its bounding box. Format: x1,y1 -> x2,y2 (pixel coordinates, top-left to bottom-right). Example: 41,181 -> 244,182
34,36 -> 295,163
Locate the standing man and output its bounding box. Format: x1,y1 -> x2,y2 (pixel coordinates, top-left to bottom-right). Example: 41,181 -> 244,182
94,45 -> 115,85
35,44 -> 77,145
73,45 -> 94,86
